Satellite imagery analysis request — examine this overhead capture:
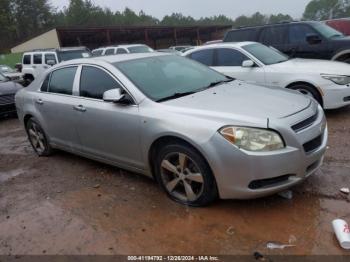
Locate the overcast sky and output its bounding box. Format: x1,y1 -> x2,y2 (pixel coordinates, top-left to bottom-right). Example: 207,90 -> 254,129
50,0 -> 311,19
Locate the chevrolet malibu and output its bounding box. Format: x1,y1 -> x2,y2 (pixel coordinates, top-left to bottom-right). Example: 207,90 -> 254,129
15,53 -> 328,206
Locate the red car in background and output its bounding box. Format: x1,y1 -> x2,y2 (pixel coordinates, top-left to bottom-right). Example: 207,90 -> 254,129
326,18 -> 350,36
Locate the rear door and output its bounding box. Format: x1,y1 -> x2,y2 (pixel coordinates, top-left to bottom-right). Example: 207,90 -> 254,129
34,66 -> 81,150
258,25 -> 288,54
213,48 -> 266,85
74,65 -> 143,169
32,53 -> 47,78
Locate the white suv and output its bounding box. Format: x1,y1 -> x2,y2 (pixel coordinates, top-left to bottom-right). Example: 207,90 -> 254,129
22,47 -> 91,85
92,44 -> 153,56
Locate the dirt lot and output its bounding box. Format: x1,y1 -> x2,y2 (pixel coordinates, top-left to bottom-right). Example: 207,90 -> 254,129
0,107 -> 350,257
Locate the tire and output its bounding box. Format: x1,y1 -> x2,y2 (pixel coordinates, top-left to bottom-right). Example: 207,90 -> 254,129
23,75 -> 34,87
25,118 -> 52,156
290,84 -> 323,107
155,143 -> 218,207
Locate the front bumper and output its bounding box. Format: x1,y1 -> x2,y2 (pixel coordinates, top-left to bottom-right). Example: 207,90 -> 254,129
201,104 -> 327,199
322,83 -> 350,109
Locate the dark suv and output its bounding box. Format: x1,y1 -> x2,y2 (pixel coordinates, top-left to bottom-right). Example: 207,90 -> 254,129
223,21 -> 350,63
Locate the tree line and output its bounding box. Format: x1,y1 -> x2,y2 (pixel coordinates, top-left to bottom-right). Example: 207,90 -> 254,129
1,0 -> 349,53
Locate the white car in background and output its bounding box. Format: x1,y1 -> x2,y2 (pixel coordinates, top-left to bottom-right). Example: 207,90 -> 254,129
92,44 -> 154,56
183,42 -> 350,109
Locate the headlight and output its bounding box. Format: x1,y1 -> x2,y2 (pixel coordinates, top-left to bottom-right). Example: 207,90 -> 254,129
219,126 -> 284,152
321,74 -> 350,85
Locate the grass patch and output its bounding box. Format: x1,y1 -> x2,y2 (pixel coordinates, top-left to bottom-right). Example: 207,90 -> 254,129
0,53 -> 23,68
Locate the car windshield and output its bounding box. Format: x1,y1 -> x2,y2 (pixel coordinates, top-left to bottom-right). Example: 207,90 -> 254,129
0,65 -> 15,73
311,23 -> 344,38
127,46 -> 153,53
243,43 -> 289,65
58,50 -> 92,62
114,55 -> 229,102
0,73 -> 7,82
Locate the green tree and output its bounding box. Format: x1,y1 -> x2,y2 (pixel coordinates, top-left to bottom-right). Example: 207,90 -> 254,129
0,0 -> 15,52
12,0 -> 55,40
303,0 -> 350,20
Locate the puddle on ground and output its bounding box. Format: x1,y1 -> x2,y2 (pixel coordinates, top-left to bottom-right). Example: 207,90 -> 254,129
0,168 -> 26,183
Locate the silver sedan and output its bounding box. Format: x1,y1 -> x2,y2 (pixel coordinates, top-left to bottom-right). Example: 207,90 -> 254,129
15,53 -> 328,206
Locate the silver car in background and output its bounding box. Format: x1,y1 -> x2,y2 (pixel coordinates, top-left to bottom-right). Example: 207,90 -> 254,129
15,53 -> 328,206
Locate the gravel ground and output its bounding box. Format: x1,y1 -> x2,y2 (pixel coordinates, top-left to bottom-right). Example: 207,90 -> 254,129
0,106 -> 350,257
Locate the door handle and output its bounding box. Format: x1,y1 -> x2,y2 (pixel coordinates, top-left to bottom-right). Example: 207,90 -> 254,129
43,66 -> 49,69
73,105 -> 86,112
35,99 -> 44,105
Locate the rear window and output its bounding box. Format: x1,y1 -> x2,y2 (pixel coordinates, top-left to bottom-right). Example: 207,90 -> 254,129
104,48 -> 115,56
127,46 -> 153,53
92,50 -> 103,56
48,67 -> 77,95
189,49 -> 214,66
45,54 -> 57,65
224,29 -> 258,42
259,26 -> 287,45
57,50 -> 91,62
23,55 -> 31,65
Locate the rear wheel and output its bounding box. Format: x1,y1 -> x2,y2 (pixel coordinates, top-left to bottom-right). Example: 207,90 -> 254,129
289,84 -> 323,107
155,143 -> 218,207
26,118 -> 52,156
23,75 -> 34,87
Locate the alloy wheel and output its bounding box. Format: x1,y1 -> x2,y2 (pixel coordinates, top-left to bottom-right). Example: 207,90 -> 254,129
160,152 -> 204,202
28,121 -> 46,154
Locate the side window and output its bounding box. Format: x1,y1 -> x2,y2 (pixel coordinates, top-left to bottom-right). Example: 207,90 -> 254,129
104,48 -> 115,56
33,54 -> 43,64
224,29 -> 258,42
216,48 -> 249,66
41,73 -> 51,92
289,25 -> 317,44
23,55 -> 31,65
48,67 -> 77,95
45,54 -> 57,65
92,50 -> 103,56
116,48 -> 128,54
189,49 -> 214,66
259,26 -> 287,45
80,66 -> 122,99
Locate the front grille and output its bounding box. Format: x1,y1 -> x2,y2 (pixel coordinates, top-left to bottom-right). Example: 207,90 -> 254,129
0,94 -> 15,105
303,135 -> 322,154
291,111 -> 318,132
248,174 -> 292,190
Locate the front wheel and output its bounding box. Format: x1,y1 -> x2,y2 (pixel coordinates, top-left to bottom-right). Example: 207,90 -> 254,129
155,143 -> 218,207
26,118 -> 52,156
290,84 -> 323,107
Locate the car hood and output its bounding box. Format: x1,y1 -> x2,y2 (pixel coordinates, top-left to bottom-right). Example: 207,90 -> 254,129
163,81 -> 311,124
268,58 -> 350,75
0,81 -> 22,95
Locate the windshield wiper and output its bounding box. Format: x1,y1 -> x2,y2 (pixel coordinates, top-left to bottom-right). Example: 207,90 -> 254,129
199,77 -> 235,91
156,91 -> 196,102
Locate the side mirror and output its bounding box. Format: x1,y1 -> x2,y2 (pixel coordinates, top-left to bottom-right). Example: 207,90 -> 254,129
306,34 -> 322,45
242,60 -> 255,68
103,88 -> 125,103
46,60 -> 56,66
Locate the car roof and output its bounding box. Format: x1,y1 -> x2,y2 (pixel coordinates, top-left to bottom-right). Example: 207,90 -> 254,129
229,20 -> 320,31
184,42 -> 256,53
56,52 -> 168,67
